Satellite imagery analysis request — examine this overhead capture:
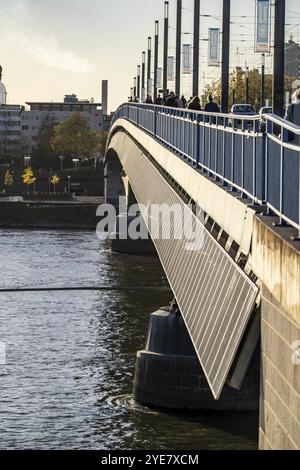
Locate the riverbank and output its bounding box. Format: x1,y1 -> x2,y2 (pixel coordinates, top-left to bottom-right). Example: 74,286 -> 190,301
0,196 -> 103,229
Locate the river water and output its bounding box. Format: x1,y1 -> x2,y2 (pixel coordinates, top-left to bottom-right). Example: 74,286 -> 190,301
0,230 -> 258,450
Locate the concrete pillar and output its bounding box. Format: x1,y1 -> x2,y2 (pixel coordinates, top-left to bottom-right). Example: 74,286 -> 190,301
111,215 -> 156,255
134,308 -> 260,411
104,160 -> 125,209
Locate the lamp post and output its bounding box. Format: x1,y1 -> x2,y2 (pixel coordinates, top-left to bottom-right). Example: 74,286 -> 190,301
232,78 -> 236,105
221,0 -> 231,113
59,155 -> 65,171
137,66 -> 141,101
245,67 -> 250,104
142,51 -> 146,102
193,0 -> 200,97
273,0 -> 286,116
68,175 -> 71,196
147,37 -> 152,96
154,21 -> 159,101
175,0 -> 182,97
163,2 -> 169,95
261,53 -> 266,108
72,158 -> 79,172
24,155 -> 31,167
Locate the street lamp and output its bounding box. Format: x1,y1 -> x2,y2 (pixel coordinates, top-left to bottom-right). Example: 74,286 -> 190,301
154,20 -> 159,101
232,78 -> 236,105
137,65 -> 141,101
59,155 -> 65,171
147,37 -> 152,96
24,155 -> 31,167
261,54 -> 266,108
72,158 -> 79,171
141,51 -> 146,102
163,2 -> 169,95
245,67 -> 250,104
133,77 -> 137,99
68,175 -> 71,195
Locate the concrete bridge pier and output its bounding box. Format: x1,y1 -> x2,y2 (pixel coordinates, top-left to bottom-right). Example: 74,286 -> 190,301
111,214 -> 156,255
105,149 -> 156,255
133,305 -> 260,412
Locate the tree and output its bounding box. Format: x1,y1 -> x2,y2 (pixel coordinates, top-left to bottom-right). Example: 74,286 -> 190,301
31,114 -> 57,170
98,131 -> 108,157
50,114 -> 99,166
4,170 -> 14,188
50,174 -> 60,195
201,68 -> 295,112
22,167 -> 36,194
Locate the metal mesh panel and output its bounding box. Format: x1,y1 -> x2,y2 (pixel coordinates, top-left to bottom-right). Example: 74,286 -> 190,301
110,134 -> 258,400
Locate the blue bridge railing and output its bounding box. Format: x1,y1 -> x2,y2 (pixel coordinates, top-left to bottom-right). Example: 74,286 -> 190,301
110,103 -> 300,237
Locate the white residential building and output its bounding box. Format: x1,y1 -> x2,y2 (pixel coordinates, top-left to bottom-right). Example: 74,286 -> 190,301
21,94 -> 105,154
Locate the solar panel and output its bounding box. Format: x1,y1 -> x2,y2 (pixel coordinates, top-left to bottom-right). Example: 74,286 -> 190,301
109,133 -> 259,399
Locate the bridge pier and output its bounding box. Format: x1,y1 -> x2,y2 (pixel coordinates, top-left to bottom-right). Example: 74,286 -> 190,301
105,149 -> 156,255
134,306 -> 260,412
111,214 -> 156,255
104,150 -> 125,210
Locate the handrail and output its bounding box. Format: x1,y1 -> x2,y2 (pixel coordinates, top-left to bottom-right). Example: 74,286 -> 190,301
121,102 -> 261,121
264,112 -> 300,135
110,103 -> 300,237
114,102 -> 300,131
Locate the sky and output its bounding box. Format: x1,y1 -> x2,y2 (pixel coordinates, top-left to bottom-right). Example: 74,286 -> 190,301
0,0 -> 299,111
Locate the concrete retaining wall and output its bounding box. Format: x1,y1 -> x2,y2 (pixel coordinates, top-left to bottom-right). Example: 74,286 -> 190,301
251,216 -> 300,450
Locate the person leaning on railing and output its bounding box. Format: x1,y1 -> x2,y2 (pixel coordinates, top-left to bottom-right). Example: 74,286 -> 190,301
204,95 -> 220,124
188,96 -> 202,111
204,95 -> 220,113
286,89 -> 300,126
165,92 -> 178,108
285,88 -> 300,143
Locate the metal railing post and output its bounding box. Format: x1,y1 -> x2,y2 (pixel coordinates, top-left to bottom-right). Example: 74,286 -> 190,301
231,131 -> 235,187
252,134 -> 256,203
298,150 -> 300,238
265,118 -> 272,212
154,106 -> 157,137
279,125 -> 285,224
196,115 -> 201,167
214,126 -> 218,179
222,121 -> 226,184
208,123 -> 212,170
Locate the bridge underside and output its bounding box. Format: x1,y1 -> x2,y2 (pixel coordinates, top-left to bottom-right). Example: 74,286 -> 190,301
106,126 -> 258,400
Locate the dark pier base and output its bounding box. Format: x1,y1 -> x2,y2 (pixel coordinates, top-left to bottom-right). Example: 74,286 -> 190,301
133,309 -> 260,411
111,215 -> 156,255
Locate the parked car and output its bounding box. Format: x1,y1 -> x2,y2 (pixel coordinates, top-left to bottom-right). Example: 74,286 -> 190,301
259,107 -> 273,132
259,106 -> 272,116
229,104 -> 257,129
231,104 -> 256,116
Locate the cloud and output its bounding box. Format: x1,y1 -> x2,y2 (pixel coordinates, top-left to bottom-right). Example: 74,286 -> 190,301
0,0 -> 96,74
7,31 -> 96,74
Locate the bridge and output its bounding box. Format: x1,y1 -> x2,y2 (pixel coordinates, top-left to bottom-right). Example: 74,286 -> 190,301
105,103 -> 300,449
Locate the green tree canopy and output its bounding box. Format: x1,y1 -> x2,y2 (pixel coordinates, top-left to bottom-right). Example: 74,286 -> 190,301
31,114 -> 57,170
201,69 -> 296,112
50,114 -> 99,162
